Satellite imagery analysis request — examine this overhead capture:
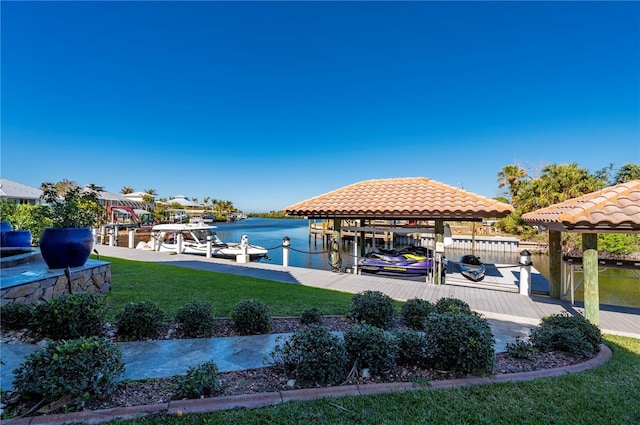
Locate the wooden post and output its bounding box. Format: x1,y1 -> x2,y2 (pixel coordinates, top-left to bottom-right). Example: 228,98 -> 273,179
582,233 -> 599,326
471,222 -> 476,256
549,230 -> 562,299
434,220 -> 444,284
360,220 -> 366,257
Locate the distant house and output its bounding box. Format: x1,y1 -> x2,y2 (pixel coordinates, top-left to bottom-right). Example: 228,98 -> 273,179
122,191 -> 151,203
93,186 -> 146,210
0,178 -> 43,205
168,195 -> 201,208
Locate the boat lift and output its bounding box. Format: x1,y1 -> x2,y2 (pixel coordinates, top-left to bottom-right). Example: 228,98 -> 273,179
562,256 -> 640,305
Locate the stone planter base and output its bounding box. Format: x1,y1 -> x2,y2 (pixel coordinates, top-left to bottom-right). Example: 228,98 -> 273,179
0,257 -> 111,304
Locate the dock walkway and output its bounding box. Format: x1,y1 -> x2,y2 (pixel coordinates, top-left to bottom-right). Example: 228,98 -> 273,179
96,245 -> 639,338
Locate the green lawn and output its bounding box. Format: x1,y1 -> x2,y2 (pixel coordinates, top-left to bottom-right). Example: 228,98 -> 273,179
102,256 -> 357,318
103,257 -> 640,424
108,335 -> 639,425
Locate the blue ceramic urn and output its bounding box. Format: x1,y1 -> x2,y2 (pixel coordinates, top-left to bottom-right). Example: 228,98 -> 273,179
39,227 -> 94,269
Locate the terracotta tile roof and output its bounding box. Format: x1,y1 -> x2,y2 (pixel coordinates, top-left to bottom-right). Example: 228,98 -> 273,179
285,177 -> 514,220
522,180 -> 640,233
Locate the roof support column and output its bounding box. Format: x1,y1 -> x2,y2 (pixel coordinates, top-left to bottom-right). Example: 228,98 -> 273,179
359,220 -> 366,257
329,218 -> 342,272
434,220 -> 444,284
549,230 -> 562,299
582,233 -> 599,326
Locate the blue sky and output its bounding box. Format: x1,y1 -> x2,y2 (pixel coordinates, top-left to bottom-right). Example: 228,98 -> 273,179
2,1 -> 639,212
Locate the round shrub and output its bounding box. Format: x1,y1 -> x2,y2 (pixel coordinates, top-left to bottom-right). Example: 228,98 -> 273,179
299,307 -> 322,326
270,324 -> 348,386
401,298 -> 435,330
530,327 -> 593,357
116,301 -> 165,341
424,312 -> 495,376
175,361 -> 221,399
344,324 -> 398,376
530,313 -> 602,355
30,292 -> 107,340
349,290 -> 395,329
12,337 -> 124,409
0,302 -> 34,331
505,336 -> 537,360
231,299 -> 272,335
434,297 -> 472,315
393,328 -> 429,367
175,301 -> 215,338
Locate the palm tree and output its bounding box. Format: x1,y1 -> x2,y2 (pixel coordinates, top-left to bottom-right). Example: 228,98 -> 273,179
202,197 -> 210,211
54,179 -> 79,196
519,163 -> 605,212
120,186 -> 134,195
144,189 -> 157,196
497,165 -> 528,202
141,194 -> 155,211
614,163 -> 640,184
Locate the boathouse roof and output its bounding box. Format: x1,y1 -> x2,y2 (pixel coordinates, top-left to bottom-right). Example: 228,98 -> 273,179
285,177 -> 514,220
522,180 -> 640,233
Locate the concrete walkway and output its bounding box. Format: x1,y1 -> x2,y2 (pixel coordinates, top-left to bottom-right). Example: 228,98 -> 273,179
1,319 -> 532,391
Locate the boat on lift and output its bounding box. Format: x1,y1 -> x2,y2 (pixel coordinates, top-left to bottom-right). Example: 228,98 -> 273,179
358,246 -> 435,275
136,222 -> 268,261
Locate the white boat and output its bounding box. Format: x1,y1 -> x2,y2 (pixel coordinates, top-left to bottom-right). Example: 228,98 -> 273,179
136,223 -> 268,261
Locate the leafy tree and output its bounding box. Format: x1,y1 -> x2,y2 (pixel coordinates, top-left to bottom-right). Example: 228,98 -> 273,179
614,163 -> 640,184
598,234 -> 640,256
141,194 -> 155,211
594,163 -> 615,186
0,200 -> 52,244
40,182 -> 104,228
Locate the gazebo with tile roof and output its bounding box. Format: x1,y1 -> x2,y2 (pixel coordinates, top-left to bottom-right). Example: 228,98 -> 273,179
285,177 -> 514,283
522,180 -> 640,326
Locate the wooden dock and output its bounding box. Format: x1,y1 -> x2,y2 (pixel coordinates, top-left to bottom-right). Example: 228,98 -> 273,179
95,245 -> 639,338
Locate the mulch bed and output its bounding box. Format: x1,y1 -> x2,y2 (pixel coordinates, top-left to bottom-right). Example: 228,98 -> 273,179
1,316 -> 593,418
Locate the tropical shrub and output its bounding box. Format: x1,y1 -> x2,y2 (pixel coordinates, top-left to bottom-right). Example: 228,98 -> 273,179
175,361 -> 222,399
270,324 -> 348,386
175,301 -> 215,338
116,301 -> 165,341
529,313 -> 602,356
231,299 -> 272,335
299,307 -> 322,326
0,302 -> 35,331
12,337 -> 124,409
393,328 -> 430,367
0,201 -> 52,245
348,290 -> 395,329
344,324 -> 398,376
30,292 -> 107,340
505,336 -> 537,360
401,298 -> 434,330
434,297 -> 473,315
424,312 -> 495,376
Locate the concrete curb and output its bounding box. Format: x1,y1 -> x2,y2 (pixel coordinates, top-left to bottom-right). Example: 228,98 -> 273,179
2,344 -> 612,424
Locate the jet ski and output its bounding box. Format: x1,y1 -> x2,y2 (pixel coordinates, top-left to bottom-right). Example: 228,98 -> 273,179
358,246 -> 434,275
458,254 -> 486,281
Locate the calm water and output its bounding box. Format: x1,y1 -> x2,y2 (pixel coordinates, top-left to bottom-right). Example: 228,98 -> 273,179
217,218 -> 639,308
